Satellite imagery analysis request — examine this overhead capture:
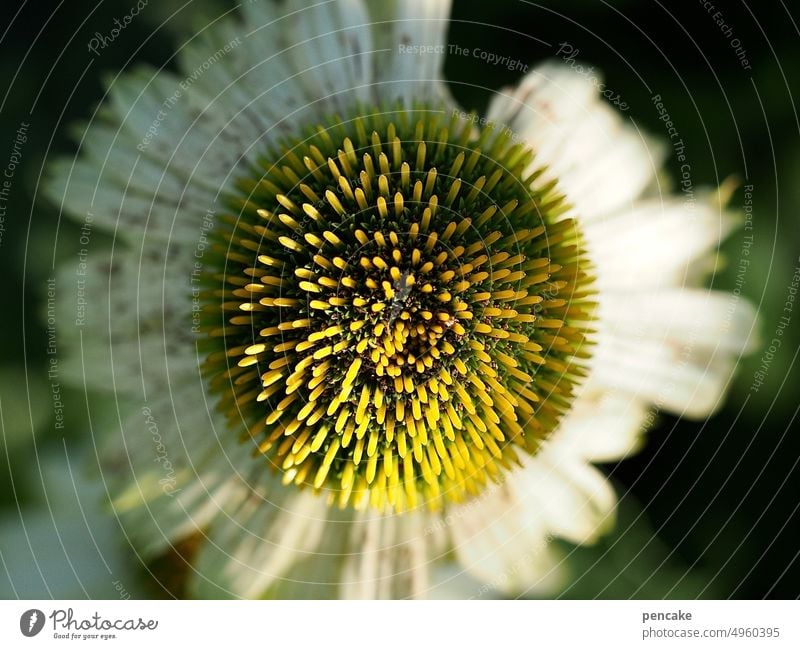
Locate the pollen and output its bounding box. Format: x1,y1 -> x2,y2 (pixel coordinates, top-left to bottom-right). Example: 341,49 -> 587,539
199,106 -> 595,512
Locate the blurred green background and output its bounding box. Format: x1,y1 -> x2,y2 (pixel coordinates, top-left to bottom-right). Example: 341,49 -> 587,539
0,0 -> 797,598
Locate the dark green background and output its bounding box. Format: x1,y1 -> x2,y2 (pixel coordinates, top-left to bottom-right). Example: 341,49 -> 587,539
0,0 -> 797,598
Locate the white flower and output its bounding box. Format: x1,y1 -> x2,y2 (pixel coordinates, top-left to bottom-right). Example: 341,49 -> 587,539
46,0 -> 757,599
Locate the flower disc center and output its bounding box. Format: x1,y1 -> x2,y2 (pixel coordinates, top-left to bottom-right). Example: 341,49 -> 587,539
200,106 -> 595,512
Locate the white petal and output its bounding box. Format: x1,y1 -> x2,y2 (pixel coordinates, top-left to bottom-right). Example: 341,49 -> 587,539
191,489 -> 330,598
364,0 -> 453,104
116,460 -> 253,559
338,510 -> 445,599
600,288 -> 760,354
521,453 -> 617,545
486,61 -> 597,128
45,77 -> 241,247
446,389 -> 636,597
448,477 -> 573,596
588,287 -> 759,418
589,336 -> 736,418
486,61 -> 664,220
188,496 -> 442,599
426,563 -> 494,599
585,196 -> 736,290
280,0 -> 377,109
54,248 -> 195,396
556,391 -> 649,463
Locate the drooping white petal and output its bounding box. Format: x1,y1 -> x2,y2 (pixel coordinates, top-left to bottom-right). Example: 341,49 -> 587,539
188,493 -> 443,599
523,453 -> 617,545
426,563 -> 495,599
191,489 -> 330,598
45,74 -> 241,247
554,391 -> 649,463
447,478 -> 569,596
338,509 -> 446,599
446,390 -> 644,595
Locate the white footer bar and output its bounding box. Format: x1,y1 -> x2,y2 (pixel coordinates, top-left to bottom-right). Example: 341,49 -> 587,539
1,600 -> 796,648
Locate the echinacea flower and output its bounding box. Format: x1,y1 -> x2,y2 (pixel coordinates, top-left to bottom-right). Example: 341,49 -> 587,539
47,0 -> 757,598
